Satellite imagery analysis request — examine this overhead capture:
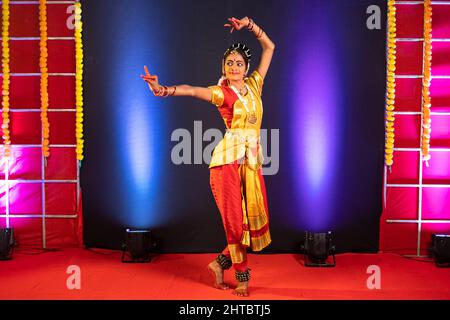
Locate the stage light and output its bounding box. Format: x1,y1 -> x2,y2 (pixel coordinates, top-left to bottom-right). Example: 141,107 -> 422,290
430,234 -> 450,267
121,229 -> 153,263
0,228 -> 15,261
300,231 -> 336,267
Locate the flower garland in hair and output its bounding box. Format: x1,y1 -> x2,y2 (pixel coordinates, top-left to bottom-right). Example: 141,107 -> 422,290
74,1 -> 84,161
39,0 -> 50,158
421,0 -> 433,164
385,0 -> 397,167
1,0 -> 11,159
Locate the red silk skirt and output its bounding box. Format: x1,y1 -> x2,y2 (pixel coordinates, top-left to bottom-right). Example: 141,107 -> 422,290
210,161 -> 270,252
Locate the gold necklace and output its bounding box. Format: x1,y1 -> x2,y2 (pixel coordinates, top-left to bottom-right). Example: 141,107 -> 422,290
230,84 -> 257,124
228,80 -> 247,95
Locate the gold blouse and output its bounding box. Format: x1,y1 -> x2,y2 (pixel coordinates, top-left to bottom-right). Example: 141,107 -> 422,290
208,70 -> 265,170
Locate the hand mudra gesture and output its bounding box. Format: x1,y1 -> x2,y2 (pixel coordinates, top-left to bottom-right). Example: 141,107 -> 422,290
224,16 -> 250,33
140,65 -> 160,93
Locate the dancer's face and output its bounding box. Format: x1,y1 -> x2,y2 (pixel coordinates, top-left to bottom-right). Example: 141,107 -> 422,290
224,51 -> 246,82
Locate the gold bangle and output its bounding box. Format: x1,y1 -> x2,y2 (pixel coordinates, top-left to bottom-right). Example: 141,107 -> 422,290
170,86 -> 177,96
162,86 -> 169,97
247,18 -> 254,31
257,27 -> 264,39
153,86 -> 162,96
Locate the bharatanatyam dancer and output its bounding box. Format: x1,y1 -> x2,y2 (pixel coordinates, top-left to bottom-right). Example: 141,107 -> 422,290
141,16 -> 275,297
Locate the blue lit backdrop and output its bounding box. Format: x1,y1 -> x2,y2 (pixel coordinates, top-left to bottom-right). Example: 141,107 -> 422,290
108,2 -> 166,228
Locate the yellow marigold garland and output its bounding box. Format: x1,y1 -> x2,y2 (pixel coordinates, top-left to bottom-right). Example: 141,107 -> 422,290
385,0 -> 397,167
39,0 -> 50,157
421,0 -> 432,163
74,2 -> 84,161
1,0 -> 11,159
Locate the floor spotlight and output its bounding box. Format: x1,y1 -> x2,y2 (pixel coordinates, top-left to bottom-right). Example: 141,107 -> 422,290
121,229 -> 153,263
301,231 -> 336,267
430,234 -> 450,267
0,228 -> 15,261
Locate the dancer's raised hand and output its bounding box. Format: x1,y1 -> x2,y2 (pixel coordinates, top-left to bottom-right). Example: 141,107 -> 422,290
224,16 -> 250,33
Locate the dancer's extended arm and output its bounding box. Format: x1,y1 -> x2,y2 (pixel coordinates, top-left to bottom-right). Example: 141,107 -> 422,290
140,66 -> 212,102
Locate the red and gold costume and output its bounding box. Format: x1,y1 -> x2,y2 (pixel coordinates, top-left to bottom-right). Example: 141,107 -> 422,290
208,70 -> 271,272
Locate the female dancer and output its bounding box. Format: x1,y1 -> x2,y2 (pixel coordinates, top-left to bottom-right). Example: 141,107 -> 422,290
141,16 -> 275,297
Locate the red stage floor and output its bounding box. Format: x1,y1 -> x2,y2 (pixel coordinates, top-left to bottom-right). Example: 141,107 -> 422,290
0,248 -> 449,300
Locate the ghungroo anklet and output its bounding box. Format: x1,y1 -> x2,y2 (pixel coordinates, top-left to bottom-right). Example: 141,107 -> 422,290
216,254 -> 232,270
235,269 -> 251,282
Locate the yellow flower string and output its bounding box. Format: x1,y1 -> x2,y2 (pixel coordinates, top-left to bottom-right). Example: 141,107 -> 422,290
385,0 -> 397,167
1,0 -> 11,159
74,2 -> 84,161
39,0 -> 50,158
421,0 -> 432,164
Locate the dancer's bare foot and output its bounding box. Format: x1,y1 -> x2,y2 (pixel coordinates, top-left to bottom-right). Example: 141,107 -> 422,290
233,281 -> 249,297
207,260 -> 229,290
